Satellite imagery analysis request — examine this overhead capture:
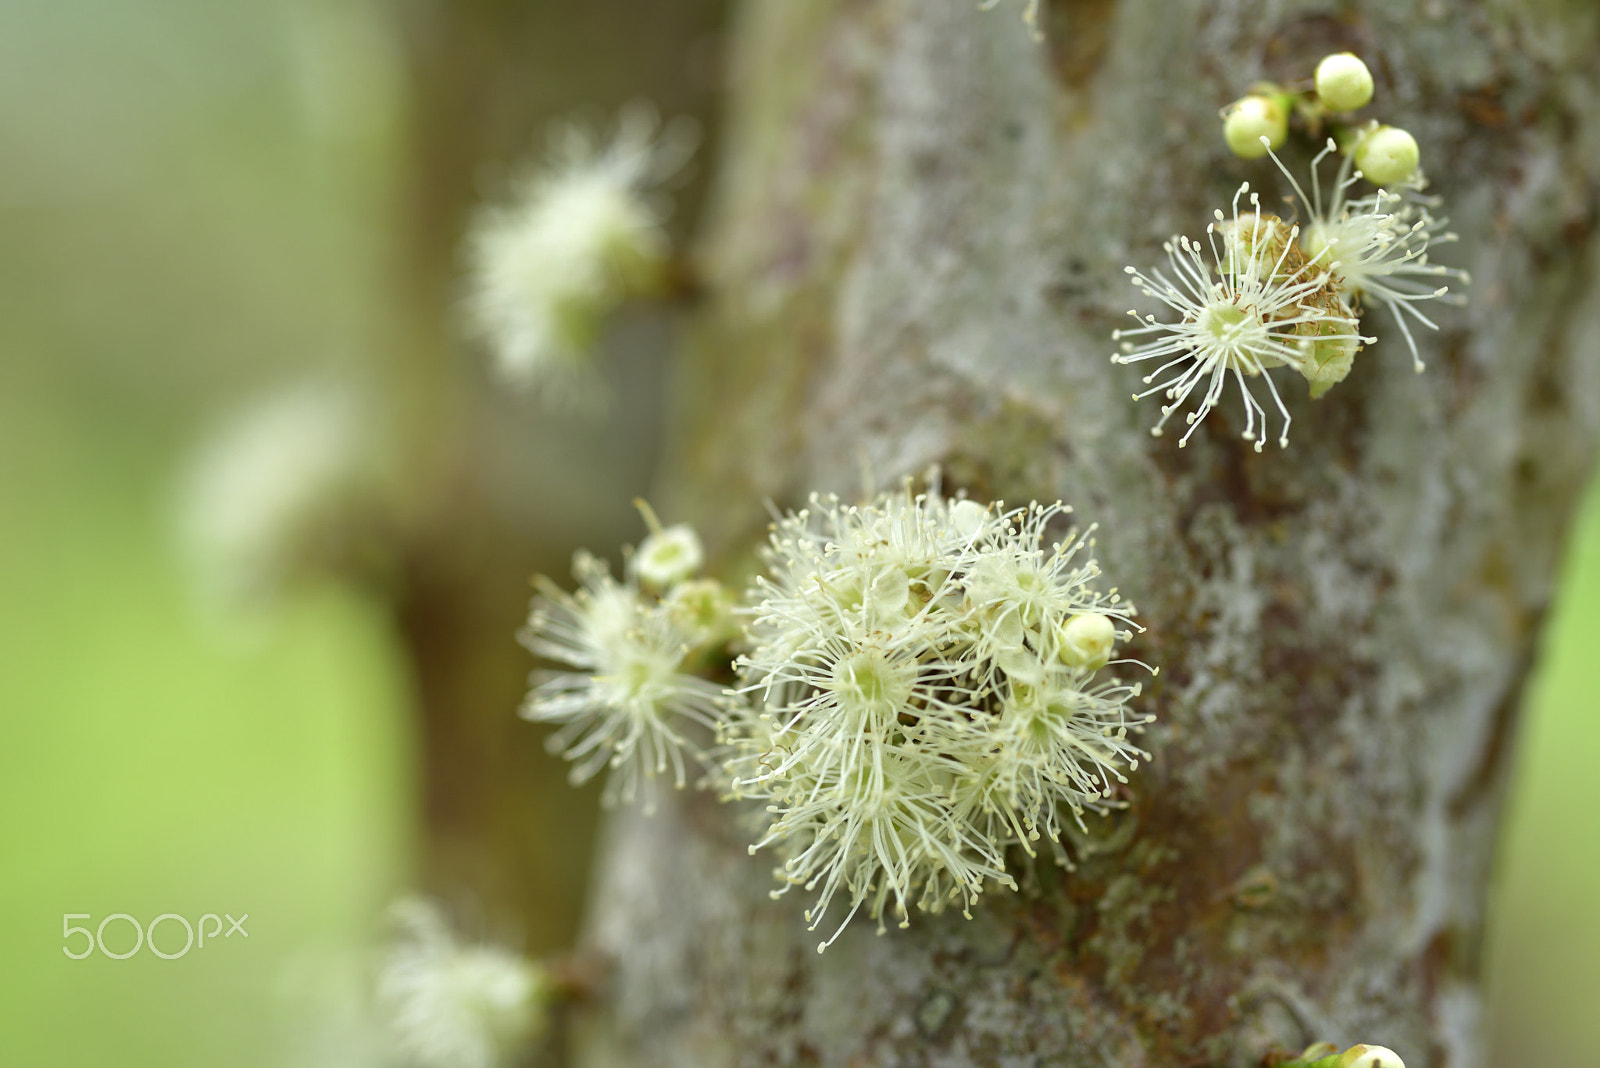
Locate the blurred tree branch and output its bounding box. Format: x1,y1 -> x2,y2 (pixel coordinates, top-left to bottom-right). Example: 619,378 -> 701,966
386,0 -> 729,954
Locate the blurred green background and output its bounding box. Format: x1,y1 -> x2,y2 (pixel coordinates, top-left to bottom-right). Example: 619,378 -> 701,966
0,1 -> 1594,1066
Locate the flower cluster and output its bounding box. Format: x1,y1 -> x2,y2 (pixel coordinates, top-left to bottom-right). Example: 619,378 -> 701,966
1116,52 -> 1465,449
1221,52 -> 1418,186
464,104 -> 695,404
1113,184 -> 1370,449
723,482 -> 1154,951
375,898 -> 548,1068
1269,139 -> 1467,374
519,508 -> 736,810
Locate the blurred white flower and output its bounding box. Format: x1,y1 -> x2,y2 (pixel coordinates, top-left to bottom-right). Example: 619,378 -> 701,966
178,377 -> 378,610
464,103 -> 696,404
376,898 -> 546,1068
628,499 -> 705,590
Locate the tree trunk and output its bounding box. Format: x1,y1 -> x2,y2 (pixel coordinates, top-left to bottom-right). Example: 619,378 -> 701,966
572,1 -> 1600,1065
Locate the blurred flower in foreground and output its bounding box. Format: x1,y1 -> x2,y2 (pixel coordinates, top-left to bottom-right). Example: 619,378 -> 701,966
178,376 -> 384,612
376,898 -> 548,1068
464,103 -> 696,406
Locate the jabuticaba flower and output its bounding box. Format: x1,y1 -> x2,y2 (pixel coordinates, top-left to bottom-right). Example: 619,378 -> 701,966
376,898 -> 548,1068
723,479 -> 1155,951
464,104 -> 695,406
1113,183 -> 1371,449
520,532 -> 729,811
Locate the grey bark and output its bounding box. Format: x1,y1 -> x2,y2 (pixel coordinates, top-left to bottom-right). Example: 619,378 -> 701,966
572,1 -> 1600,1065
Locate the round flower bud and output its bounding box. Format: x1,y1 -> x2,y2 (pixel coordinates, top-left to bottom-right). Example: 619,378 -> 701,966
1314,53 -> 1374,111
633,523 -> 703,589
1353,126 -> 1420,186
1300,221 -> 1335,265
948,499 -> 990,541
663,577 -> 739,647
1058,612 -> 1117,672
1223,95 -> 1289,159
1338,1044 -> 1406,1068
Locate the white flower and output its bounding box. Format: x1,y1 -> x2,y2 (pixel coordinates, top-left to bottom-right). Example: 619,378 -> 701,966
179,377 -> 377,609
725,481 -> 1154,951
1113,184 -> 1371,450
464,104 -> 695,403
521,549 -> 725,809
1268,138 -> 1468,373
375,898 -> 546,1068
958,661 -> 1150,852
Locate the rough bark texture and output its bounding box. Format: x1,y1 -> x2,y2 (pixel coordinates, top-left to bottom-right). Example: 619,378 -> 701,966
573,1 -> 1600,1065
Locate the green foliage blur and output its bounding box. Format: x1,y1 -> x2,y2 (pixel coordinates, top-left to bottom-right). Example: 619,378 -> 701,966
0,1 -> 1594,1066
1486,480 -> 1600,1068
0,1 -> 412,1064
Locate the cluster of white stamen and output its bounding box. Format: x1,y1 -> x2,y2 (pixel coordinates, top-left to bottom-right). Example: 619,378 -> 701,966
520,529 -> 731,810
464,104 -> 694,404
723,482 -> 1154,951
1160,52 -> 1466,446
1269,138 -> 1468,374
1112,183 -> 1372,450
375,898 -> 547,1068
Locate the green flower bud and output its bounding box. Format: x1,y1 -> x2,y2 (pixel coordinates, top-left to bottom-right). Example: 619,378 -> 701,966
1353,125 -> 1420,186
1223,95 -> 1289,159
1293,1042 -> 1407,1068
1058,612 -> 1117,672
1295,316 -> 1363,399
663,578 -> 740,648
1314,52 -> 1374,111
